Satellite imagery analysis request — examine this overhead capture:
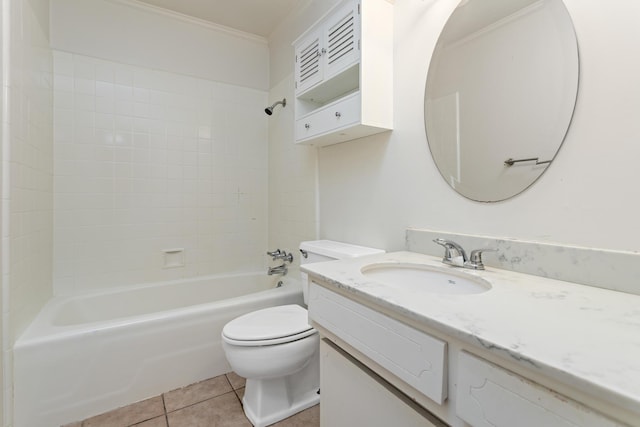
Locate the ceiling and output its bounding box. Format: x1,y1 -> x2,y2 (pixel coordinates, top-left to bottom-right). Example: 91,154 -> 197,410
135,0 -> 299,38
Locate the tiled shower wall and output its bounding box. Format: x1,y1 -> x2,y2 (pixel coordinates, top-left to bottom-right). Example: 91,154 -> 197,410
53,51 -> 269,294
2,0 -> 54,423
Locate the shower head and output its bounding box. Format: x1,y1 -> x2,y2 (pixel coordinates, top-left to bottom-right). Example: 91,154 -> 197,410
265,98 -> 286,115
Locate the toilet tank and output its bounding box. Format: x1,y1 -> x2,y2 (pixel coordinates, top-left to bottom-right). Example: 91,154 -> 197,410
299,240 -> 384,304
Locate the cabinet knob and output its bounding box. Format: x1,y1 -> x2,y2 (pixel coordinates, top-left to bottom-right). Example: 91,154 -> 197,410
305,123 -> 311,129
335,112 -> 341,118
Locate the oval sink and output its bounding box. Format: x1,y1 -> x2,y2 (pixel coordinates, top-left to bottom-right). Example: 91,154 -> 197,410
361,263 -> 491,295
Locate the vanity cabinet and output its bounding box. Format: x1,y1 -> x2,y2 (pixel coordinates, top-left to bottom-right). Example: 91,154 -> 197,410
307,277 -> 631,427
293,0 -> 393,147
320,339 -> 445,427
456,352 -> 623,427
308,282 -> 447,404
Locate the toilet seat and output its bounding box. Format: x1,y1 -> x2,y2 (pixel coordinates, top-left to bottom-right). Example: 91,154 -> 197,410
222,304 -> 315,346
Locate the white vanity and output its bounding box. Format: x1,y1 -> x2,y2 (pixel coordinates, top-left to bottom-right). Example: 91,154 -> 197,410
303,250 -> 640,427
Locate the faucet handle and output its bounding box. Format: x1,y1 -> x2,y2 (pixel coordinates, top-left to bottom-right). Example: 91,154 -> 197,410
274,251 -> 294,263
267,249 -> 282,259
465,248 -> 497,270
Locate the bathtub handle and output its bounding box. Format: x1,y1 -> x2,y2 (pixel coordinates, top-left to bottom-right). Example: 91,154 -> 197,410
267,249 -> 282,259
273,252 -> 293,263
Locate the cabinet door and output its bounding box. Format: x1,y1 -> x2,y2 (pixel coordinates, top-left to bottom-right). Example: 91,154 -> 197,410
295,28 -> 324,94
323,0 -> 360,80
320,340 -> 445,427
457,352 -> 624,427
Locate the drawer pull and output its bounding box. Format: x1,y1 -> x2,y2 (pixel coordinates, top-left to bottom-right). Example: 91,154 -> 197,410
335,112 -> 342,118
305,123 -> 311,129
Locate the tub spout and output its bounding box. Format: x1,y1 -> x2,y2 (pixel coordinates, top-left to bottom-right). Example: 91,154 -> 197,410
268,264 -> 288,276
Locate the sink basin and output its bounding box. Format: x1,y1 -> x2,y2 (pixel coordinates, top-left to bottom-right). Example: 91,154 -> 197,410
361,263 -> 491,295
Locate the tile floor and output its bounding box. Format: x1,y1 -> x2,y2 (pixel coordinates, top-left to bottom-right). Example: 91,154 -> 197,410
63,372 -> 320,427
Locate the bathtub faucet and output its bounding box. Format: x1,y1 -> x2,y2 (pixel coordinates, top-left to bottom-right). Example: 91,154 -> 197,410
268,263 -> 288,276
267,249 -> 293,263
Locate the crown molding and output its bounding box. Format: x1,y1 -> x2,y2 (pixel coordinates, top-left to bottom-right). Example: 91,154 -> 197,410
105,0 -> 268,44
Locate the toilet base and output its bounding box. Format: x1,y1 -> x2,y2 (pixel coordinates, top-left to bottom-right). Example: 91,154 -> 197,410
241,350 -> 320,427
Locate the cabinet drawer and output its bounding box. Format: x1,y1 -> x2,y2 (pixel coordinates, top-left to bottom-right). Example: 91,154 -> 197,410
309,283 -> 447,404
457,352 -> 623,427
295,92 -> 361,141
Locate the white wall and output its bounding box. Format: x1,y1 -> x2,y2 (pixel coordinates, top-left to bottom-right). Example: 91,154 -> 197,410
1,0 -> 53,424
267,75 -> 318,267
271,1 -> 640,279
50,0 -> 270,91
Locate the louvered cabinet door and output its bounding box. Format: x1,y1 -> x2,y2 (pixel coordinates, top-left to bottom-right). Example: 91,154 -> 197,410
323,0 -> 360,80
295,28 -> 324,95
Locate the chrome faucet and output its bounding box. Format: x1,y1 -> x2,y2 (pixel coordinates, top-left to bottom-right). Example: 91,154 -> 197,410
268,264 -> 288,276
433,238 -> 467,266
274,251 -> 293,263
433,238 -> 496,270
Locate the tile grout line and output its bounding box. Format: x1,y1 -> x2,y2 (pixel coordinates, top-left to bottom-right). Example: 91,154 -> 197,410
165,390 -> 240,415
225,373 -> 243,406
161,393 -> 169,426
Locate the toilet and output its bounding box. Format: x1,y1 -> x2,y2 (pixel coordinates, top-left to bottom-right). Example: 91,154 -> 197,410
221,240 -> 384,427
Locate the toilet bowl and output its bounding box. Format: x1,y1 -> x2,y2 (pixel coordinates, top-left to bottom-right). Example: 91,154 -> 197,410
222,304 -> 319,427
221,240 -> 384,427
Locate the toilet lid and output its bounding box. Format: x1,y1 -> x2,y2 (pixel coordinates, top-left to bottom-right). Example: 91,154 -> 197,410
222,304 -> 314,343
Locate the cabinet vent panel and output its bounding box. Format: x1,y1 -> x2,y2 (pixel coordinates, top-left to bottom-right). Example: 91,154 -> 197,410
328,14 -> 355,65
299,39 -> 321,84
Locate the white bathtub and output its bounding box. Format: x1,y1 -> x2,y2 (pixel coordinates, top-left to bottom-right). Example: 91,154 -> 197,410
14,272 -> 303,427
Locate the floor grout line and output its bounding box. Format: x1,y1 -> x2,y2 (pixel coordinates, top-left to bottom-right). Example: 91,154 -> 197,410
161,394 -> 169,426
166,390 -> 240,415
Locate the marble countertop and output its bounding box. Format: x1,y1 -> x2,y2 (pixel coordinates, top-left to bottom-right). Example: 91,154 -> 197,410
301,251 -> 640,418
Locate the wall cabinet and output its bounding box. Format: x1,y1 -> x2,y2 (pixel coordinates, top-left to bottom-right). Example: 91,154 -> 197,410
292,0 -> 393,147
294,1 -> 360,95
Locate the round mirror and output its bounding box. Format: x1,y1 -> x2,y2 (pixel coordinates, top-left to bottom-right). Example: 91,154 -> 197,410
425,0 -> 579,202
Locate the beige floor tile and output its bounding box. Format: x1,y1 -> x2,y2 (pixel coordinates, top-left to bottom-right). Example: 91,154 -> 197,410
225,372 -> 246,390
272,404 -> 320,427
167,392 -> 251,427
164,375 -> 233,412
82,396 -> 165,427
133,416 -> 168,427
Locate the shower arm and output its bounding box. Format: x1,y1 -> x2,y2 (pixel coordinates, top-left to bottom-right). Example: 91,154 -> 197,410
265,98 -> 286,115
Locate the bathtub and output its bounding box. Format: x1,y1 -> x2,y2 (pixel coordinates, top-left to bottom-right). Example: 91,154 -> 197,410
13,272 -> 303,427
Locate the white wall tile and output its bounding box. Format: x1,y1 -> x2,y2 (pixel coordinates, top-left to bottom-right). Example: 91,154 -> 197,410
53,52 -> 269,293
2,0 -> 55,423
